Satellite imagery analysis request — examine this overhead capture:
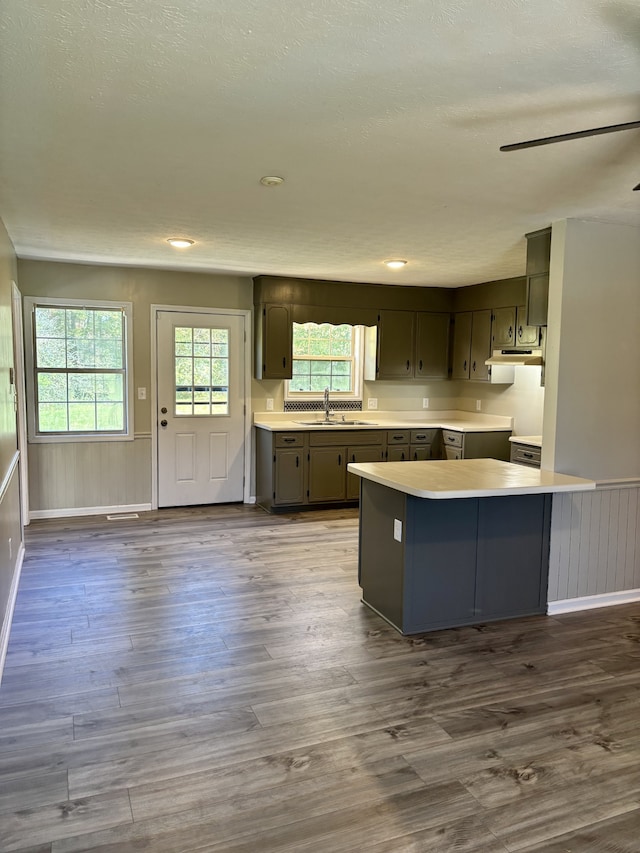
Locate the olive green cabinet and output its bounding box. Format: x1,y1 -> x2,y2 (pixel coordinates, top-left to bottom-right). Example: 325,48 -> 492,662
375,310 -> 450,381
452,310 -> 492,381
346,445 -> 386,499
525,227 -> 551,326
441,429 -> 511,461
492,305 -> 540,349
255,303 -> 292,379
375,310 -> 416,379
515,306 -> 540,346
256,430 -> 306,509
415,312 -> 450,380
308,446 -> 347,503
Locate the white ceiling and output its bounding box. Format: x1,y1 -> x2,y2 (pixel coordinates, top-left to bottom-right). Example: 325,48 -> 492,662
1,0 -> 638,287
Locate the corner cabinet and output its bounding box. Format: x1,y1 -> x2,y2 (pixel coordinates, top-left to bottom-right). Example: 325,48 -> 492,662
525,227 -> 551,327
255,303 -> 292,379
452,310 -> 492,381
374,310 -> 450,381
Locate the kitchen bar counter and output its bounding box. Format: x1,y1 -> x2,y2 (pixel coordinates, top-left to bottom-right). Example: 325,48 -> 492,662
348,459 -> 595,635
347,458 -> 593,499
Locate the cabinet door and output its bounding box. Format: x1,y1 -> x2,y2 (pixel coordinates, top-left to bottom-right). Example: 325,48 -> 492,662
274,449 -> 305,505
526,274 -> 549,326
308,447 -> 346,502
410,445 -> 431,460
415,312 -> 450,380
470,310 -> 492,382
346,445 -> 385,500
376,310 -> 415,379
451,312 -> 472,379
387,446 -> 409,461
492,307 -> 516,348
515,306 -> 540,346
259,304 -> 292,379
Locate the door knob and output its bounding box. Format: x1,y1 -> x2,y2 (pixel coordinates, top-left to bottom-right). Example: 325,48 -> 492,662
161,407 -> 168,414
160,419 -> 168,427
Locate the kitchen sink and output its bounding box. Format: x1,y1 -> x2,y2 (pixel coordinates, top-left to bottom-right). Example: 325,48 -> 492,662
295,419 -> 377,426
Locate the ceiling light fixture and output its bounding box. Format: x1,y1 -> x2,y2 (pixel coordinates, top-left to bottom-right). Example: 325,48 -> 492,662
384,259 -> 408,269
167,238 -> 195,248
259,175 -> 284,187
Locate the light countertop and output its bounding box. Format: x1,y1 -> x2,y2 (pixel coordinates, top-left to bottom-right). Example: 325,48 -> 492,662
509,435 -> 542,447
347,458 -> 595,500
254,410 -> 513,433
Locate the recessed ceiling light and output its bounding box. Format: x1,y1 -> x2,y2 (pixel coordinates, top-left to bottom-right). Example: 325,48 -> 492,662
384,259 -> 408,269
260,175 -> 284,187
167,238 -> 195,248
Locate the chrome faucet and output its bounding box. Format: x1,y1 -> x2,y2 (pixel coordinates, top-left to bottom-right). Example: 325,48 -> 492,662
324,386 -> 331,421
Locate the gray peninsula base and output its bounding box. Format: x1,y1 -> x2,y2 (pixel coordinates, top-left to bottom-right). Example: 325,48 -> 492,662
358,479 -> 552,634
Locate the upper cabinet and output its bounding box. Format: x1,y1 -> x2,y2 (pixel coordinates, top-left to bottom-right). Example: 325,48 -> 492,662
255,303 -> 293,379
493,305 -> 540,349
415,312 -> 450,380
525,227 -> 551,326
452,310 -> 491,381
374,310 -> 450,381
375,310 -> 415,379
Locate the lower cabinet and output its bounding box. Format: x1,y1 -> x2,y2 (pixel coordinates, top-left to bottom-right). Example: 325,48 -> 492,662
308,446 -> 347,503
441,429 -> 511,461
358,479 -> 551,634
346,445 -> 386,500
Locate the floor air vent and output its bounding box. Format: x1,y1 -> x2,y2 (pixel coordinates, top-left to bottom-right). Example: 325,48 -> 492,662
106,513 -> 140,521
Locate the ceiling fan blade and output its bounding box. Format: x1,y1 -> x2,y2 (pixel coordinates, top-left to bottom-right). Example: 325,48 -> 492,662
500,120 -> 640,151
634,183 -> 640,191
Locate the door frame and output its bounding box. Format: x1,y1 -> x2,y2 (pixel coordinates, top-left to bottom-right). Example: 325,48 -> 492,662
11,282 -> 29,525
150,304 -> 252,510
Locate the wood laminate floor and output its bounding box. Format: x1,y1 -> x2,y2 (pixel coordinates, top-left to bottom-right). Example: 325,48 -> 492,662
1,504 -> 640,852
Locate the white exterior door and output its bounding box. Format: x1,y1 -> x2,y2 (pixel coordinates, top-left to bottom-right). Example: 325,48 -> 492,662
156,310 -> 245,507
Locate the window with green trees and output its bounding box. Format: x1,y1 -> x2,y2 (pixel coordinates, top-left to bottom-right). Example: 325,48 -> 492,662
29,301 -> 130,436
288,323 -> 360,395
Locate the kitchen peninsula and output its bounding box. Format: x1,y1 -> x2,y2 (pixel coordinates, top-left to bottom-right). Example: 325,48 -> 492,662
348,458 -> 595,635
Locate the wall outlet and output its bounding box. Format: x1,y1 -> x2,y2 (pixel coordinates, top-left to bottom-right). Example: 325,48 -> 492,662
368,398 -> 378,410
266,398 -> 274,411
137,387 -> 146,400
393,519 -> 402,542
476,399 -> 482,411
422,397 -> 429,409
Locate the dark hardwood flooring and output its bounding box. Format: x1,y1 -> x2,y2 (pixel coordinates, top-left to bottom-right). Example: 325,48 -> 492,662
1,504 -> 640,852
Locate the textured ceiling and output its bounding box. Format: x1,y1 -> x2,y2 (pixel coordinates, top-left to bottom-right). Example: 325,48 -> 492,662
0,0 -> 639,287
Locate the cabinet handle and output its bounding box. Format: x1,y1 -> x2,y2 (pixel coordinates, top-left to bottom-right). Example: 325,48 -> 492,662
447,435 -> 455,442
406,360 -> 410,371
338,453 -> 342,466
401,451 -> 405,461
392,434 -> 403,441
523,451 -> 534,458
282,357 -> 286,368
508,325 -> 513,339
518,325 -> 523,339
472,360 -> 476,372
463,359 -> 467,371
352,454 -> 356,462
296,455 -> 299,467
418,360 -> 423,371
283,437 -> 296,443
415,434 -> 426,440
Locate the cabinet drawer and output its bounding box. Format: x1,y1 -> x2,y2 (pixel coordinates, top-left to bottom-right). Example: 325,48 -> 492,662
442,430 -> 463,448
410,428 -> 438,444
510,444 -> 541,467
275,432 -> 305,448
387,430 -> 410,445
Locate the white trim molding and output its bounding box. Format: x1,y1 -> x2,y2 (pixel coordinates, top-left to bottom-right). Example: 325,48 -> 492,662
30,503 -> 152,520
0,542 -> 25,685
0,451 -> 20,504
548,588 -> 640,615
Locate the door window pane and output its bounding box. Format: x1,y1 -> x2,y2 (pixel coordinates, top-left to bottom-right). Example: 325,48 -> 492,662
173,326 -> 229,416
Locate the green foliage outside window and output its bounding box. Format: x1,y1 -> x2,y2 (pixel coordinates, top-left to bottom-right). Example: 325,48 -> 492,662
290,323 -> 354,393
34,305 -> 126,433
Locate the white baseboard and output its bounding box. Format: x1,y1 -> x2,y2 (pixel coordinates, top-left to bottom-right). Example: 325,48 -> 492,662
0,541 -> 25,685
246,496 -> 257,504
30,503 -> 152,520
548,588 -> 640,615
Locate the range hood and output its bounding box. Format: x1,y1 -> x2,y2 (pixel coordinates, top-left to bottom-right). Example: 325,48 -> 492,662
485,349 -> 543,366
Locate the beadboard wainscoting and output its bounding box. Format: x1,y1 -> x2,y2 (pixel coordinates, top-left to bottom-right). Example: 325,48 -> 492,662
27,435 -> 152,518
548,480 -> 640,613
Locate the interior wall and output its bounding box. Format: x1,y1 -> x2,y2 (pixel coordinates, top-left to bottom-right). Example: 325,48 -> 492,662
542,219 -> 640,480
453,368 -> 545,436
18,260 -> 253,512
0,217 -> 22,680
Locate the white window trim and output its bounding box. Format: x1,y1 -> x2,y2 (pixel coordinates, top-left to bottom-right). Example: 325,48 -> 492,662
285,325 -> 364,401
24,296 -> 134,443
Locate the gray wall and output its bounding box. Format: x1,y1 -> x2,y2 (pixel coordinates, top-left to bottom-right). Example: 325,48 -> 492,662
19,260 -> 253,512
